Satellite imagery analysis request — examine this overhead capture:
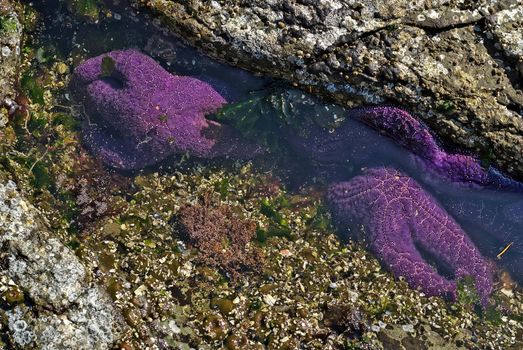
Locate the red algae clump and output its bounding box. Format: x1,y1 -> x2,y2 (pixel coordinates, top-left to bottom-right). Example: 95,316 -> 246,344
174,193 -> 264,280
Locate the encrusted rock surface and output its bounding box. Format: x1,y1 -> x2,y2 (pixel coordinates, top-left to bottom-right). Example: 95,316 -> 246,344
133,0 -> 523,179
0,0 -> 23,127
0,175 -> 124,349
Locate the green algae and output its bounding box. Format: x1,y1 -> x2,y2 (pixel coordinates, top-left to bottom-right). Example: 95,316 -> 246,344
69,0 -> 100,22
213,177 -> 229,199
20,72 -> 44,104
100,55 -> 116,77
0,15 -> 19,34
435,99 -> 456,113
456,275 -> 481,309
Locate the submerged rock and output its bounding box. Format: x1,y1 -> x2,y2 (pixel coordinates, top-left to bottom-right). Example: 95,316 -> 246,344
328,167 -> 493,305
132,0 -> 523,179
0,176 -> 124,349
70,49 -> 263,170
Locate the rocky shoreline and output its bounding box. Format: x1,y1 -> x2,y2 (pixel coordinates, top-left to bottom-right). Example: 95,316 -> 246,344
132,0 -> 523,179
0,1 -> 124,348
0,0 -> 22,128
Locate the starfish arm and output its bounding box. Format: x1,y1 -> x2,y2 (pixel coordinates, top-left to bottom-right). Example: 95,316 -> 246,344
350,106 -> 440,159
407,182 -> 493,304
369,213 -> 456,298
82,123 -> 167,170
328,168 -> 493,304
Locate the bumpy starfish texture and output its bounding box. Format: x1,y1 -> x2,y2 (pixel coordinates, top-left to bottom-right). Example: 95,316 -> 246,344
328,167 -> 493,305
70,49 -> 262,170
351,106 -> 523,191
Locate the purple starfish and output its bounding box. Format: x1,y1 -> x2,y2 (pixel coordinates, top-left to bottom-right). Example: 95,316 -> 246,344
70,49 -> 262,170
328,167 -> 493,305
350,106 -> 523,191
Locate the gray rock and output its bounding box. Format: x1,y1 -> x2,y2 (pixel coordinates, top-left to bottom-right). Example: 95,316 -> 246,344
0,177 -> 124,349
486,6 -> 523,79
133,0 -> 523,178
0,0 -> 23,128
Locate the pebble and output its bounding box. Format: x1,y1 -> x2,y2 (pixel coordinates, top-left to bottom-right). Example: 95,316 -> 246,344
402,324 -> 415,333
263,294 -> 277,306
56,62 -> 68,74
2,46 -> 11,57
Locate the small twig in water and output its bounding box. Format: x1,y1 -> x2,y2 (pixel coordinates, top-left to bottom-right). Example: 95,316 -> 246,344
29,148 -> 49,173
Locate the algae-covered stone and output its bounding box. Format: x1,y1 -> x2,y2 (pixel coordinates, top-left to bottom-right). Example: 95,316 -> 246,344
0,175 -> 125,349
132,0 -> 523,179
0,0 -> 23,127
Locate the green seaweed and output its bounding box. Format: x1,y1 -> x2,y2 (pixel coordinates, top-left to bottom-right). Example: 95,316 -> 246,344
435,100 -> 455,113
260,198 -> 287,226
30,160 -> 52,189
212,90 -> 281,149
385,23 -> 398,32
483,305 -> 503,326
306,203 -> 332,231
212,89 -> 347,153
52,113 -> 80,131
66,239 -> 81,250
213,178 -> 229,200
0,16 -> 19,34
27,115 -> 48,136
456,275 -> 480,308
100,55 -> 116,78
20,72 -> 45,105
70,0 -> 100,22
257,197 -> 293,242
36,47 -> 49,63
479,148 -> 496,168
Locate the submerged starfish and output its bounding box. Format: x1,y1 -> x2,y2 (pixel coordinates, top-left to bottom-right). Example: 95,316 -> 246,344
70,49 -> 262,170
351,106 -> 523,191
71,52 -> 503,303
328,167 -> 493,304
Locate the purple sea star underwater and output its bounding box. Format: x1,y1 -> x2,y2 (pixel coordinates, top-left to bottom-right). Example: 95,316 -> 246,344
70,50 -> 505,304
70,49 -> 263,170
328,167 -> 494,305
289,103 -> 523,192
351,106 -> 523,191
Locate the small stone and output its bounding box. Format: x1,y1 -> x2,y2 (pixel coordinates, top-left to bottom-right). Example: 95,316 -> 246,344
3,286 -> 24,305
402,324 -> 415,333
56,62 -> 69,74
1,46 -> 11,57
133,284 -> 147,296
168,320 -> 181,334
263,294 -> 277,306
279,249 -> 292,257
